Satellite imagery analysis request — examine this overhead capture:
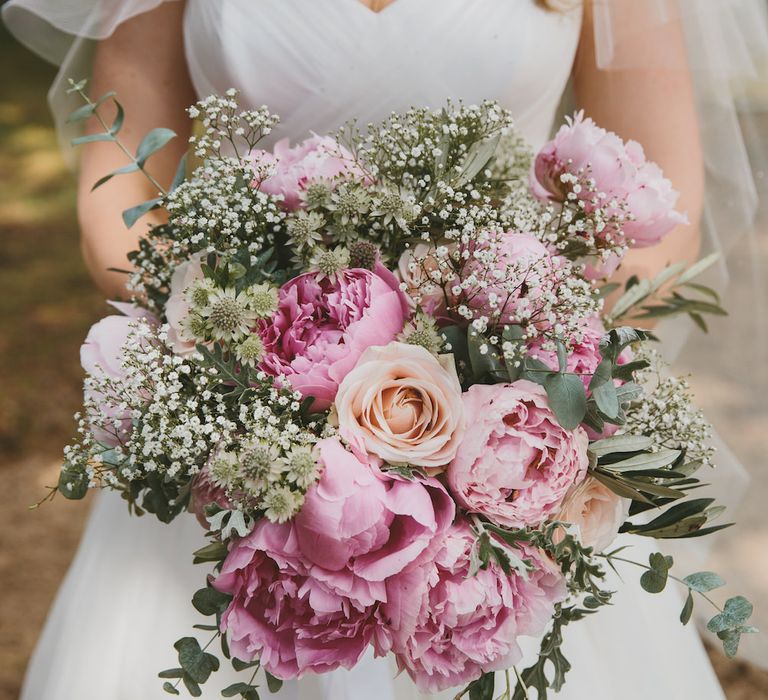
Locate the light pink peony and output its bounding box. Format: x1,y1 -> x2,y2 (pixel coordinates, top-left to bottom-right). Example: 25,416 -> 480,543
334,342 -> 465,470
447,381 -> 589,528
165,254 -> 204,356
248,135 -> 367,211
555,476 -> 630,552
80,305 -> 154,447
214,519 -> 377,679
294,438 -> 455,595
259,263 -> 409,411
531,112 -> 686,249
189,467 -> 233,529
383,520 -> 565,693
453,232 -> 557,327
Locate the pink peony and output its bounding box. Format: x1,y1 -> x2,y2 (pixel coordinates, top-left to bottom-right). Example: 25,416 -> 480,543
165,254 -> 204,356
80,305 -> 154,447
453,232 -> 557,327
383,520 -> 565,693
189,467 -> 233,529
294,438 -> 455,594
447,381 -> 589,528
334,342 -> 465,470
531,112 -> 686,249
214,519 -> 377,679
555,476 -> 630,552
395,243 -> 449,315
248,135 -> 367,211
259,263 -> 409,411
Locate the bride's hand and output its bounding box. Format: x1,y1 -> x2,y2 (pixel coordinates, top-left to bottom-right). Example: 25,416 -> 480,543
574,0 -> 705,314
78,0 -> 194,299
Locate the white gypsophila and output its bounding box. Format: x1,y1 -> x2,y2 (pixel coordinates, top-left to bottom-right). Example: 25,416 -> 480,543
624,348 -> 715,466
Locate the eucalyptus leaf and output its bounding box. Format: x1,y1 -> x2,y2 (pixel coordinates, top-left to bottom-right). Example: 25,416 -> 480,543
266,672 -> 283,693
707,596 -> 753,633
123,197 -> 163,229
162,681 -> 180,695
192,586 -> 232,616
136,127 -> 177,167
544,372 -> 587,430
589,434 -> 653,457
71,132 -> 116,147
680,592 -> 694,625
684,572 -> 726,593
222,683 -> 254,698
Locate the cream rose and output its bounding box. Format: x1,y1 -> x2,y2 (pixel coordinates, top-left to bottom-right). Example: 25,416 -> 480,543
334,342 -> 465,470
556,476 -> 630,552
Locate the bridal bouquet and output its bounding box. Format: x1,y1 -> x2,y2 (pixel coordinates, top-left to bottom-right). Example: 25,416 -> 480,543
55,81 -> 756,699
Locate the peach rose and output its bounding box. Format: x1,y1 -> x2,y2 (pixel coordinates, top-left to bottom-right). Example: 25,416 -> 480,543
555,476 -> 630,552
334,342 -> 465,470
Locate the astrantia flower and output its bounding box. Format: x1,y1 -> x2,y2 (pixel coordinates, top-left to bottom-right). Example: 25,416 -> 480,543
284,445 -> 319,488
245,283 -> 279,319
308,246 -> 351,282
398,312 -> 444,355
261,484 -> 303,523
209,449 -> 241,489
200,288 -> 257,342
239,440 -> 282,494
447,381 -> 589,527
234,335 -> 265,367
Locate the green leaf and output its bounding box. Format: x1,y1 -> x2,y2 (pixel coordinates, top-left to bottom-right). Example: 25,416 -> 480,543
159,668 -> 184,679
192,586 -> 232,616
58,463 -> 89,500
467,329 -> 505,383
629,498 -> 714,534
555,339 -> 568,374
222,683 -> 254,698
110,100 -> 125,136
707,596 -> 754,633
136,127 -> 177,167
718,629 -> 742,658
544,372 -> 587,430
91,162 -> 140,192
676,252 -> 720,285
639,552 -> 672,593
680,592 -> 694,625
170,152 -> 189,192
183,676 -> 202,697
606,448 -> 681,473
71,132 -> 116,146
162,681 -> 180,695
266,672 -> 283,693
591,377 -> 619,420
66,102 -> 96,123
520,356 -> 553,386
175,637 -> 220,684
589,434 -> 653,457
611,359 -> 650,382
122,197 -> 163,229
232,657 -> 259,672
683,572 -> 726,593
468,671 -> 495,700
454,132 -> 501,189
192,541 -> 229,564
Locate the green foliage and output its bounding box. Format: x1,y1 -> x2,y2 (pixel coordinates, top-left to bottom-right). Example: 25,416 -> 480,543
467,671 -> 495,700
639,552 -> 673,593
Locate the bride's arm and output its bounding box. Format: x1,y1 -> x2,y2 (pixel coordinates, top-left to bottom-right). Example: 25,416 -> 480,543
78,1 -> 195,298
573,0 -> 704,283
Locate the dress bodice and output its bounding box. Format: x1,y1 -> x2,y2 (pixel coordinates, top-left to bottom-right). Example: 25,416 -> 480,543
183,0 -> 582,150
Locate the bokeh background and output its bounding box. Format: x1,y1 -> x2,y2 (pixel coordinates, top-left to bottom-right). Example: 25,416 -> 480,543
1,14 -> 768,700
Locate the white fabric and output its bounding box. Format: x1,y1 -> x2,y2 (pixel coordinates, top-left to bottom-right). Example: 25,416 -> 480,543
2,0 -> 757,696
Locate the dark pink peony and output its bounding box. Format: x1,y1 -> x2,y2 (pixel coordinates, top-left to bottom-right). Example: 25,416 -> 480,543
258,263 -> 409,411
447,381 -> 589,528
248,135 -> 367,211
214,519 -> 377,679
531,112 -> 686,248
214,438 -> 455,679
382,520 -> 565,693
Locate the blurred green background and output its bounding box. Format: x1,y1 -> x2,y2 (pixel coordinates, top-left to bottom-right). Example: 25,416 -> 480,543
1,11 -> 768,700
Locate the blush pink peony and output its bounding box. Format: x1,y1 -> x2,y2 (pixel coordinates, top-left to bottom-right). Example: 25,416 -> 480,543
382,520 -> 565,693
258,263 -> 409,411
453,232 -> 557,327
447,381 -> 589,528
80,305 -> 154,447
531,111 -> 687,249
395,243 -> 449,315
555,476 -> 630,552
248,135 -> 367,211
294,438 -> 455,594
334,342 -> 465,470
214,518 -> 377,679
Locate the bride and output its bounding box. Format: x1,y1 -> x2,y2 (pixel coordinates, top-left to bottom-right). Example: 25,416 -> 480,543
3,0 -> 766,698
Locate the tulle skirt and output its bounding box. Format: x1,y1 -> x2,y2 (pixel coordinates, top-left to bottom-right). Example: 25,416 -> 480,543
20,490 -> 726,699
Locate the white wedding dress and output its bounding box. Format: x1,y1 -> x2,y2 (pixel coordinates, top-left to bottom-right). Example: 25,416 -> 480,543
2,0 -> 747,698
